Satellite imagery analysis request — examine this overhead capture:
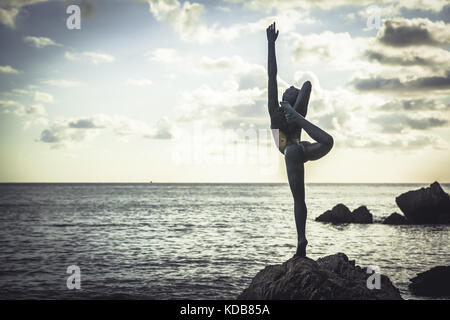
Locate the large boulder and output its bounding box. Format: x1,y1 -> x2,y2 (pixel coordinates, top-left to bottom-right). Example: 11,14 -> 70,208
409,266 -> 450,297
395,182 -> 450,224
382,212 -> 409,225
315,204 -> 373,224
238,253 -> 402,300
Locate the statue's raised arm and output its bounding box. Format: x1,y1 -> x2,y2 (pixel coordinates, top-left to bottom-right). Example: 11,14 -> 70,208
266,22 -> 279,117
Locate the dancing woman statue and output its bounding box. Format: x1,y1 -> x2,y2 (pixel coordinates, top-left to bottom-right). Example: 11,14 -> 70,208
266,22 -> 334,258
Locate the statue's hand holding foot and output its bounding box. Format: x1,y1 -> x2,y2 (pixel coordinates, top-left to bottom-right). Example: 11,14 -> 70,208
280,101 -> 301,125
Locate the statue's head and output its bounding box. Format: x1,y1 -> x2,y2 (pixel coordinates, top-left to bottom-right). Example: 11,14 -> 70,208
282,86 -> 300,107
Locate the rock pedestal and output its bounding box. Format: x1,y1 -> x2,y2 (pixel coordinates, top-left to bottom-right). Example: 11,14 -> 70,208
238,253 -> 402,300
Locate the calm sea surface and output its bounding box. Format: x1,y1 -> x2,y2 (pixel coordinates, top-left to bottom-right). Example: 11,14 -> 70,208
0,183 -> 448,300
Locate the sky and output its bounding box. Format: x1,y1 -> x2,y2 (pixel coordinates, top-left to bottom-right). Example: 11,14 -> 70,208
0,0 -> 449,183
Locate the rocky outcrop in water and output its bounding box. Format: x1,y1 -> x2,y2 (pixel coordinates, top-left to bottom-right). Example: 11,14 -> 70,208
316,204 -> 352,223
382,212 -> 409,225
396,182 -> 450,224
352,206 -> 373,223
238,253 -> 402,300
315,204 -> 373,224
409,266 -> 450,297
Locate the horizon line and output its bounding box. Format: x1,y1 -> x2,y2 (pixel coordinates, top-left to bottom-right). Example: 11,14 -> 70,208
0,181 -> 448,184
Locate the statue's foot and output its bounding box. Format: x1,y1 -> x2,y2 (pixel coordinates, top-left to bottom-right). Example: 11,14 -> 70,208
292,240 -> 308,259
295,81 -> 311,118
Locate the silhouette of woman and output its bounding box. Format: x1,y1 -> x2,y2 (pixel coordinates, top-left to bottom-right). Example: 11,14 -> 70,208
266,22 -> 334,258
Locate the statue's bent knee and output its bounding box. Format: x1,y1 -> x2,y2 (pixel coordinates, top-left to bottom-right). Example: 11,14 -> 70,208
285,143 -> 306,163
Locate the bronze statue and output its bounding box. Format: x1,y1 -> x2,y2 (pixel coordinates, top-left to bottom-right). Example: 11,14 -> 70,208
266,22 -> 334,258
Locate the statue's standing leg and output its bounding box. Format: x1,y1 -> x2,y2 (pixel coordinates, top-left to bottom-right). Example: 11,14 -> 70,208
284,143 -> 308,258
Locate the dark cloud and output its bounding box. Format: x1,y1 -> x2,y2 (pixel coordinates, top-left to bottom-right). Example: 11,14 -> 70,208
379,21 -> 434,47
312,108 -> 351,131
377,18 -> 450,47
352,71 -> 450,92
150,130 -> 172,139
365,49 -> 431,66
0,0 -> 50,28
39,125 -> 89,146
40,129 -> 60,143
40,115 -> 172,147
372,113 -> 448,133
406,135 -> 439,149
344,134 -> 441,150
80,0 -> 96,19
144,117 -> 173,139
68,118 -> 101,129
377,99 -> 449,111
438,4 -> 450,22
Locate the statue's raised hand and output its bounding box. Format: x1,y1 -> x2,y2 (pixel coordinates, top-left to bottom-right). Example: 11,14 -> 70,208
266,22 -> 279,42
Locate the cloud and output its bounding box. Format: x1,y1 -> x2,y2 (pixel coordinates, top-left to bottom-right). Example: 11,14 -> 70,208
343,132 -> 447,150
22,103 -> 46,116
0,0 -> 49,28
377,18 -> 450,47
352,71 -> 450,92
40,128 -> 61,143
176,80 -> 266,127
44,79 -> 85,87
0,7 -> 19,28
145,117 -> 172,139
0,99 -> 47,130
0,99 -> 24,114
286,18 -> 450,84
371,113 -> 448,133
126,78 -> 153,87
24,36 -> 61,48
68,118 -> 102,129
285,70 -> 449,151
64,52 -> 78,61
377,99 -> 449,111
364,46 -> 450,70
196,55 -> 269,90
82,52 -> 115,64
34,91 -> 53,103
147,0 -> 314,43
349,17 -> 450,88
146,48 -> 182,63
289,31 -> 372,70
225,0 -> 449,12
173,55 -> 278,129
65,51 -> 115,65
39,126 -> 90,145
81,0 -> 96,19
39,114 -> 173,148
0,65 -> 20,74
